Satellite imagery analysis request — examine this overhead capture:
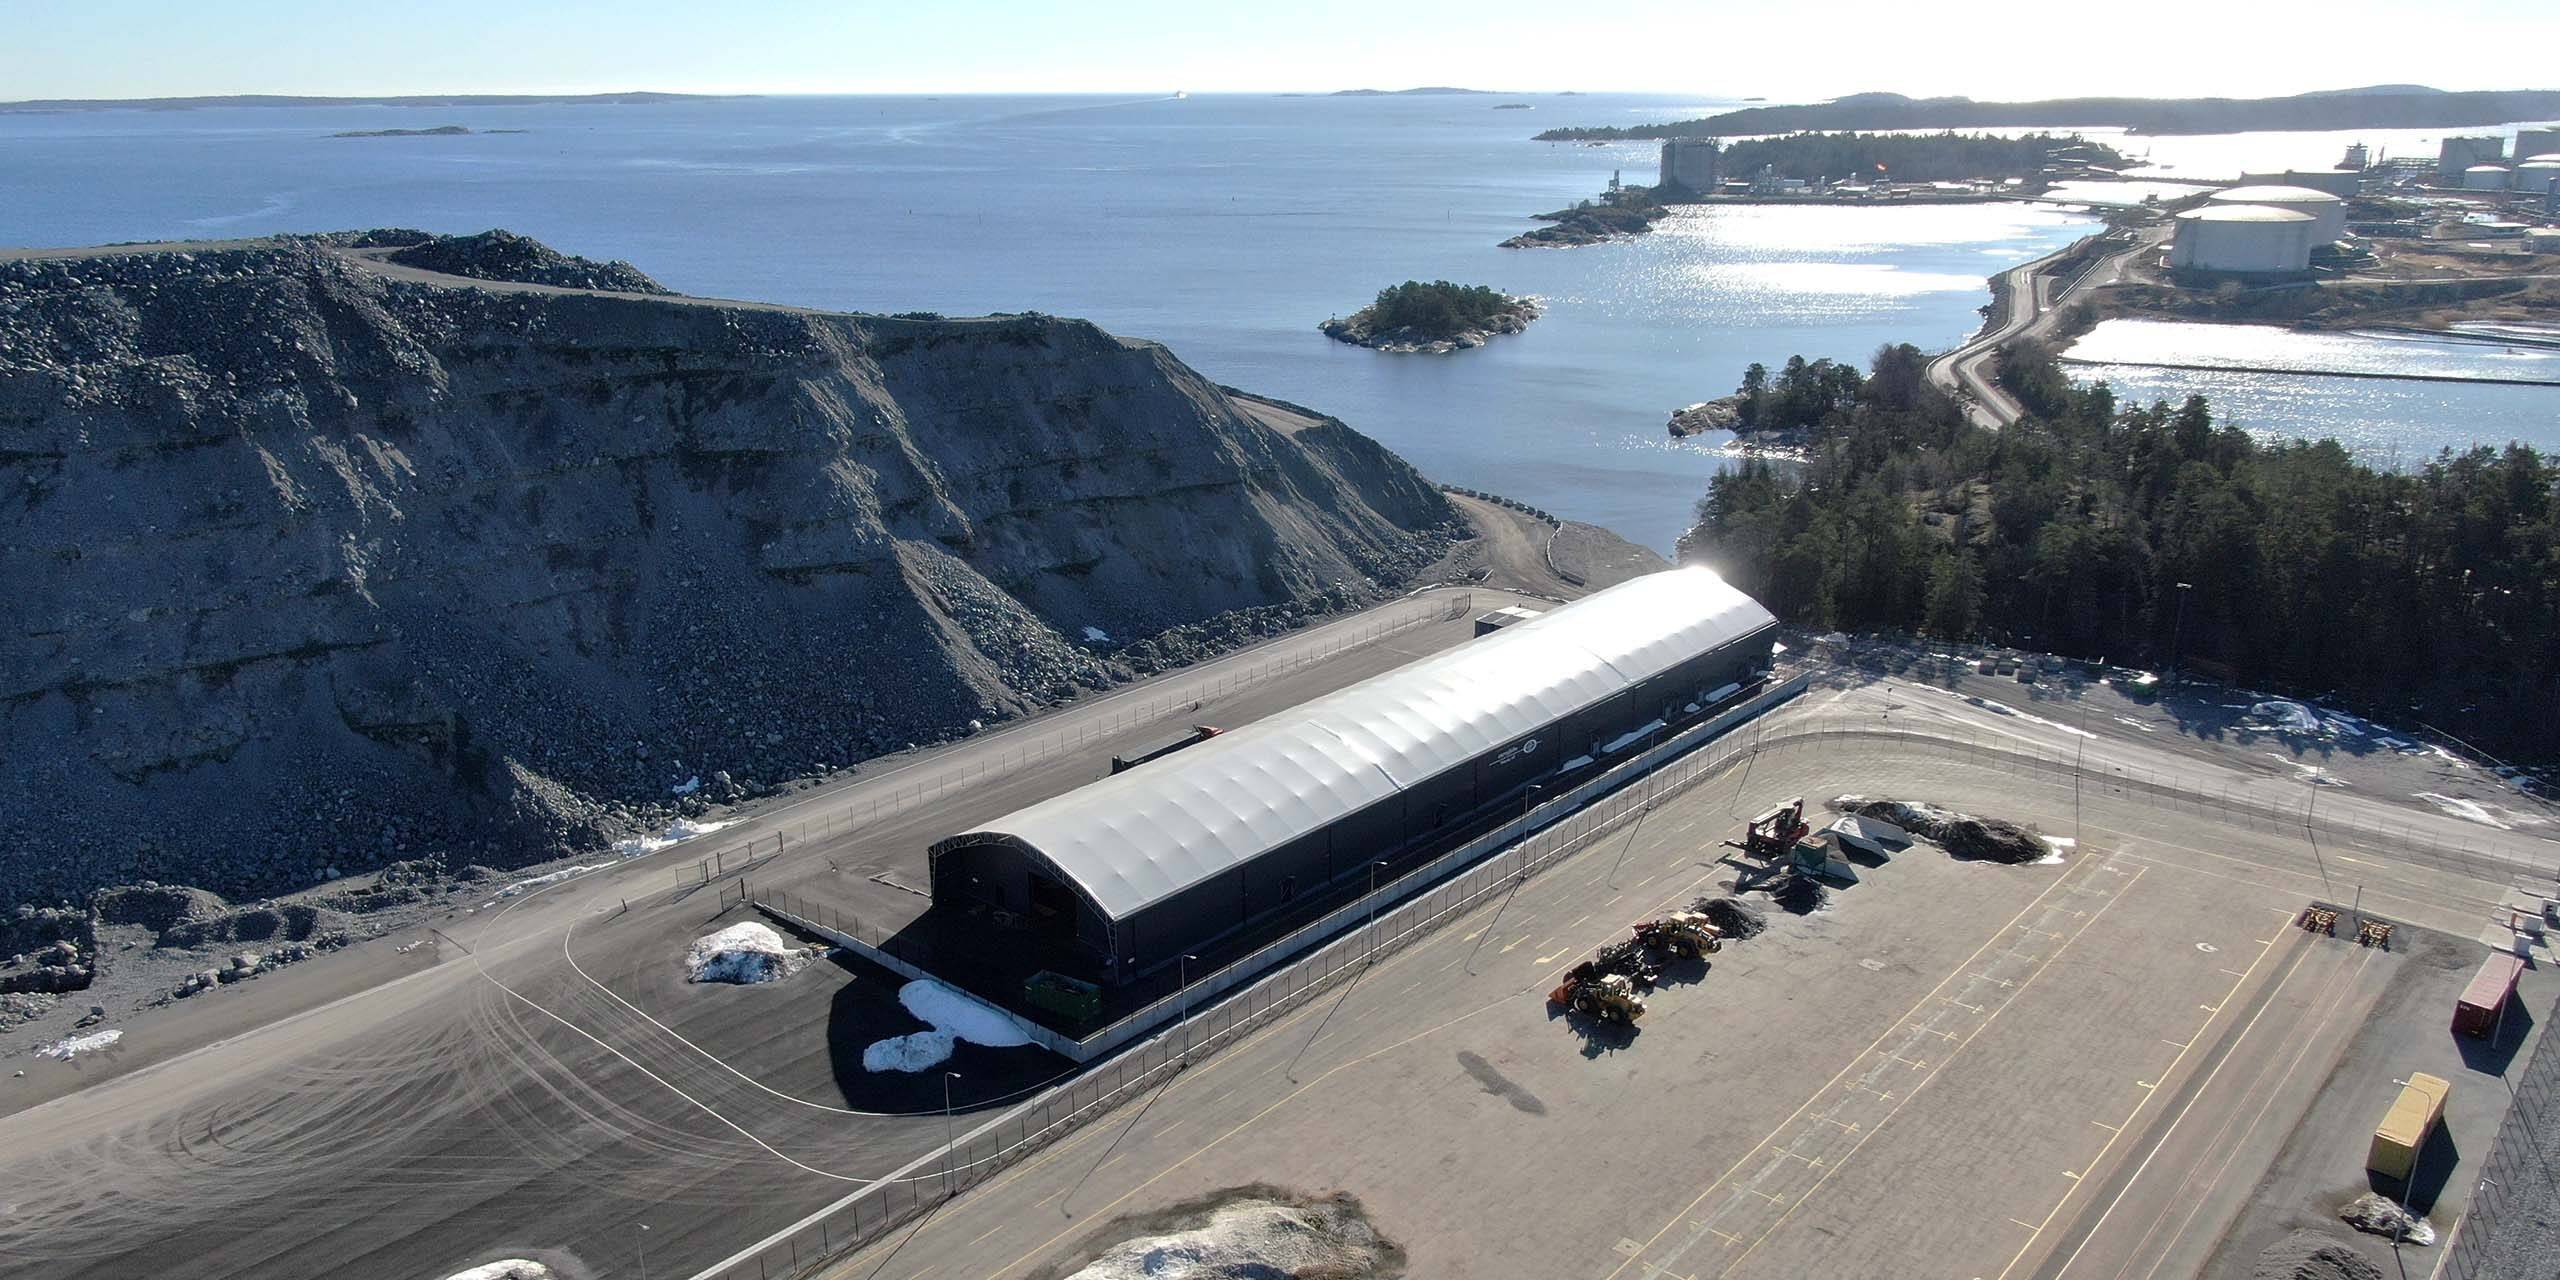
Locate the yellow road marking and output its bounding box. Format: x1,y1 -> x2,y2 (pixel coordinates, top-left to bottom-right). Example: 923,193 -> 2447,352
1599,860 -> 2103,1280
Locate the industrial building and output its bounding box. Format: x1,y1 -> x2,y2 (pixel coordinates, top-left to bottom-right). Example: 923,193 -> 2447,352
2440,136 -> 2506,183
2236,169 -> 2361,198
928,568 -> 1781,983
2170,204 -> 2317,273
2207,185 -> 2348,243
1659,138 -> 1719,195
2517,157 -> 2560,199
2466,164 -> 2513,191
2516,129 -> 2560,165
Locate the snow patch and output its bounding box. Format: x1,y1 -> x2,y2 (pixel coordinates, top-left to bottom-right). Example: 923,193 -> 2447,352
862,979 -> 1036,1073
2112,716 -> 2157,733
685,922 -> 825,985
670,775 -> 701,796
441,1263 -> 555,1280
37,1028 -> 121,1059
1065,1198 -> 1393,1280
1082,625 -> 1112,643
2246,700 -> 2323,734
2415,793 -> 2513,830
1959,694 -> 2095,738
613,816 -> 732,858
2266,755 -> 2349,787
2036,836 -> 2076,865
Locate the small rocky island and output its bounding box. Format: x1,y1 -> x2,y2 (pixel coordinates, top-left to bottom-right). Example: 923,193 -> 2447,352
1320,280 -> 1539,353
1502,183 -> 1670,248
331,124 -> 527,138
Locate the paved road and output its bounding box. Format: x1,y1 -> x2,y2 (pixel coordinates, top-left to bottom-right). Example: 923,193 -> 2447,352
0,583 -> 1550,1280
1925,226 -> 2168,428
806,672 -> 2550,1280
3,620 -> 2547,1280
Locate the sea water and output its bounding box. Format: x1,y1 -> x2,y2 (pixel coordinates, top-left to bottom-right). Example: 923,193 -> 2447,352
43,97 -> 2560,546
2064,319 -> 2560,461
2,93 -> 2112,551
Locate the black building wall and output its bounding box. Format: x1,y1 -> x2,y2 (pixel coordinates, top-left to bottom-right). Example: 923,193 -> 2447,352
935,622 -> 1777,983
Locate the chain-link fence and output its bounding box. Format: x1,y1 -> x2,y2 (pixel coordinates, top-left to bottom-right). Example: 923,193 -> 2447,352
691,689 -> 2548,1280
695,681 -> 1808,1280
671,593 -> 1470,885
2437,1001 -> 2560,1280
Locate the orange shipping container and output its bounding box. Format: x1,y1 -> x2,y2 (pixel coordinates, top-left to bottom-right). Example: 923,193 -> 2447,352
2368,1072 -> 2450,1182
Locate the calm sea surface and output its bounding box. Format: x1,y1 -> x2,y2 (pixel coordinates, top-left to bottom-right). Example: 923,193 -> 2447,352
2065,319 -> 2560,461
6,96 -> 2551,548
0,93 -> 2103,551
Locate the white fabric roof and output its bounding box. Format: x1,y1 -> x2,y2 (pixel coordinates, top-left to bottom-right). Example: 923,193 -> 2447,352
939,567 -> 1777,920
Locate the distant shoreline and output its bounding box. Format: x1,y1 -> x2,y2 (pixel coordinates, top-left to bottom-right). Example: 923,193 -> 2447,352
0,91 -> 742,114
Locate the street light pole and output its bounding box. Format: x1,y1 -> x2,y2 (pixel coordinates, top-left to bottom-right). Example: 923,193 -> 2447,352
1367,862 -> 1389,962
1178,953 -> 1199,1065
636,1223 -> 650,1280
942,1071 -> 961,1196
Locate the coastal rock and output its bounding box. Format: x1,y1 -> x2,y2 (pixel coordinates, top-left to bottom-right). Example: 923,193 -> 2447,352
0,235 -> 1461,908
1319,297 -> 1539,354
382,229 -> 673,294
1667,396 -> 1744,438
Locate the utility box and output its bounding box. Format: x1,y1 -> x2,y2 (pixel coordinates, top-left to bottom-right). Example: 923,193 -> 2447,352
2368,1072 -> 2450,1182
2454,952 -> 2526,1039
1023,970 -> 1101,1024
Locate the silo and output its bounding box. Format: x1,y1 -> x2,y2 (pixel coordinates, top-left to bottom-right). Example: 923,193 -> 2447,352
1658,139 -> 1719,195
2207,185 -> 2347,243
2515,129 -> 2560,163
2464,164 -> 2513,191
2170,205 -> 2316,273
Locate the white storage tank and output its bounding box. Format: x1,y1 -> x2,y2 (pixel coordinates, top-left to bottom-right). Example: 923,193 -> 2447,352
2465,164 -> 2513,191
2516,158 -> 2560,196
2171,205 -> 2316,273
2515,130 -> 2560,163
2207,185 -> 2348,242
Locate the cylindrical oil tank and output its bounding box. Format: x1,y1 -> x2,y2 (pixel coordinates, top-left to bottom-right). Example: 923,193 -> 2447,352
2515,130 -> 2560,163
2465,164 -> 2513,190
2207,185 -> 2347,242
2170,205 -> 2316,272
2516,158 -> 2560,197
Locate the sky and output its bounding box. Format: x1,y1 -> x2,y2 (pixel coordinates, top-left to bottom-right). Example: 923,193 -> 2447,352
4,0 -> 2557,103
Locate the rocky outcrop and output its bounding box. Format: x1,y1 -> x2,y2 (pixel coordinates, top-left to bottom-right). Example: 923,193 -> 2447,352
1319,298 -> 1538,353
0,236 -> 1460,906
381,229 -> 672,294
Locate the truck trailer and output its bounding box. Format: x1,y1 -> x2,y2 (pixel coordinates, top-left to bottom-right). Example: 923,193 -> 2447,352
2453,951 -> 2525,1039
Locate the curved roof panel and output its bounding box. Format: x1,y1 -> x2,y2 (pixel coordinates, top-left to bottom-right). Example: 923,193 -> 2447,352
2180,205 -> 2315,223
2209,184 -> 2344,204
934,568 -> 1777,920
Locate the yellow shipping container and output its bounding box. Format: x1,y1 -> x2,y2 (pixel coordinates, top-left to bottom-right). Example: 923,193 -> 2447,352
2368,1072 -> 2450,1181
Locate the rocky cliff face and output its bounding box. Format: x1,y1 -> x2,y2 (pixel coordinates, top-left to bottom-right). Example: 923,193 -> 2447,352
0,237 -> 1457,905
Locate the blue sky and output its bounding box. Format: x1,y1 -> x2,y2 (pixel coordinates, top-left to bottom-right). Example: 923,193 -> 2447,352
6,0 -> 2556,101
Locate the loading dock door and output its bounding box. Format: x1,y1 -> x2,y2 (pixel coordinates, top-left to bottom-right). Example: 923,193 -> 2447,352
1026,872 -> 1080,944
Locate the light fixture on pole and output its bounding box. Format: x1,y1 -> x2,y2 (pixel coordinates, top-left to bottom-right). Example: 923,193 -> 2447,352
942,1071 -> 961,1196
1178,953 -> 1200,1064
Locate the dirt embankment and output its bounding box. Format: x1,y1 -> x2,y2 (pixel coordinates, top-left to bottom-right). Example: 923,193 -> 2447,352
0,234 -> 1463,909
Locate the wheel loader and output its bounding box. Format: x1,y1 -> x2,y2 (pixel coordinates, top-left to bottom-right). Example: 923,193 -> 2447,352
1549,969 -> 1647,1024
1631,912 -> 1724,959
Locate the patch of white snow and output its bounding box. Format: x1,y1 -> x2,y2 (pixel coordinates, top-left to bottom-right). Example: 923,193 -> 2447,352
2415,792 -> 2512,830
441,1263 -> 556,1280
670,775 -> 701,796
685,922 -> 824,984
862,979 -> 1036,1073
1082,625 -> 1112,643
37,1028 -> 121,1059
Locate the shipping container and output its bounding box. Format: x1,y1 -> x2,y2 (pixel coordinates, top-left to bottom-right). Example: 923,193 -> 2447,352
2368,1072 -> 2450,1182
2453,952 -> 2526,1039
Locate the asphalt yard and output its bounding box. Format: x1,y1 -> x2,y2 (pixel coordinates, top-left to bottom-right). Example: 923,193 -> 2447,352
818,728 -> 2467,1280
